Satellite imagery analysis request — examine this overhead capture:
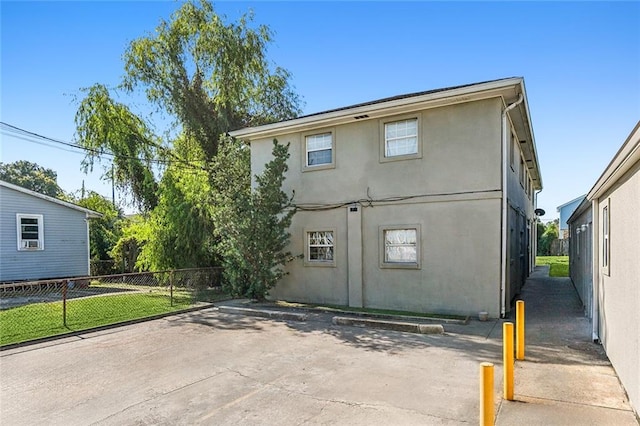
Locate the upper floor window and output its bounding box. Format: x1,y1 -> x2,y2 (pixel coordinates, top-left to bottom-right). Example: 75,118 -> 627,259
16,213 -> 44,251
305,133 -> 333,167
384,118 -> 418,157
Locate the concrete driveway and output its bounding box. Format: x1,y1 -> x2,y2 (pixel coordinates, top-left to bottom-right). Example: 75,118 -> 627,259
3,267 -> 638,425
1,309 -> 503,425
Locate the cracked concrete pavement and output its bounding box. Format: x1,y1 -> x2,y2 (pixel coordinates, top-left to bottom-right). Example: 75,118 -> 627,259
1,305 -> 503,425
1,266 -> 637,425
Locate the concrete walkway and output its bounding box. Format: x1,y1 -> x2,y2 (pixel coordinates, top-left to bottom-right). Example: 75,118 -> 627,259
496,266 -> 638,425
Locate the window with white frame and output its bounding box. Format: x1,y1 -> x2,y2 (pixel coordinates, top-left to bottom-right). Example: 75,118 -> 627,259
380,225 -> 421,268
306,230 -> 334,264
305,133 -> 333,167
602,203 -> 609,274
384,118 -> 418,157
16,214 -> 44,251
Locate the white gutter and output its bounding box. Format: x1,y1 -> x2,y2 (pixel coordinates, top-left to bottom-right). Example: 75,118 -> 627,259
501,93 -> 524,318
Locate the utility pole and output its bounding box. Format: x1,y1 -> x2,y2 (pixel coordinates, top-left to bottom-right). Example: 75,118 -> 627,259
111,163 -> 116,208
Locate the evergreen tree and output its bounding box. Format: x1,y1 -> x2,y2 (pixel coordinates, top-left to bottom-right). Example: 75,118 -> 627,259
214,139 -> 296,300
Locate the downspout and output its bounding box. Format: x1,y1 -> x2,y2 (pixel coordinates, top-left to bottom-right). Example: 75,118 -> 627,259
501,93 -> 524,318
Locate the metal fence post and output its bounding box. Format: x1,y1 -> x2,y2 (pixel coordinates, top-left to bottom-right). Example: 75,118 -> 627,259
170,270 -> 174,307
62,280 -> 68,327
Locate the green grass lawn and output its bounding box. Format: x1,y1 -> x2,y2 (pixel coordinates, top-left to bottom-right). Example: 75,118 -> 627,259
0,292 -> 201,346
536,256 -> 569,277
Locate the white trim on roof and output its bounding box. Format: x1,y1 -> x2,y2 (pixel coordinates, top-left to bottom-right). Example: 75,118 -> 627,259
587,121 -> 640,201
0,180 -> 103,218
230,78 -> 525,140
231,77 -> 542,190
557,194 -> 587,211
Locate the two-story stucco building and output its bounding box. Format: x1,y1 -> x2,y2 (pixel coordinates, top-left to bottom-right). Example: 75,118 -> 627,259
231,77 -> 542,318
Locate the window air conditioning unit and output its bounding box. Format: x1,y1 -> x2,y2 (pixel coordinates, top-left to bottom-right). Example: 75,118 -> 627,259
23,240 -> 40,249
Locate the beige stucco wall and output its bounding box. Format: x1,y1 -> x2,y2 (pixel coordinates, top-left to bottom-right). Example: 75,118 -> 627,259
596,160 -> 640,412
253,97 -> 509,316
268,208 -> 349,306
252,98 -> 503,203
361,199 -> 502,316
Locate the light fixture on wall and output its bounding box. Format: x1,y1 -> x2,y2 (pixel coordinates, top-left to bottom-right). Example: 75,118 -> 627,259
580,224 -> 588,232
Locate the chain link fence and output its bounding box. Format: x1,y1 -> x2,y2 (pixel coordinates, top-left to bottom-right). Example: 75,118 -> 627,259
0,267 -> 225,347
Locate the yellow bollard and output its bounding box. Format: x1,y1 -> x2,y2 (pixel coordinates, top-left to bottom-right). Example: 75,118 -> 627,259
480,362 -> 494,426
503,322 -> 514,400
516,300 -> 525,360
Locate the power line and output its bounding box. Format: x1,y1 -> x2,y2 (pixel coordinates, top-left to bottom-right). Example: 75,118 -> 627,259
294,189 -> 502,211
0,121 -> 209,172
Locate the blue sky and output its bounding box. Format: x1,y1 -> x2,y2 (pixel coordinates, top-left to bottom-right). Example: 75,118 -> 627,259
1,1 -> 639,220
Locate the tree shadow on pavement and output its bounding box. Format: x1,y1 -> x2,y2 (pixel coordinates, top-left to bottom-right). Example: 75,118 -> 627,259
165,309 -> 266,332
282,313 -> 505,364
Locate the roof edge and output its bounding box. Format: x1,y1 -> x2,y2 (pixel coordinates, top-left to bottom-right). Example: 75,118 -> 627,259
556,194 -> 587,211
566,197 -> 592,224
0,180 -> 103,218
230,77 -> 524,139
587,121 -> 640,201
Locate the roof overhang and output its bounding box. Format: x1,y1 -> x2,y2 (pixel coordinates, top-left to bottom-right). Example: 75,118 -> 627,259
0,180 -> 103,218
567,197 -> 592,225
230,77 -> 542,190
587,121 -> 640,201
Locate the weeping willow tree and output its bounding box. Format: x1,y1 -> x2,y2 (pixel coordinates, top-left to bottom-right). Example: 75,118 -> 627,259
74,0 -> 301,271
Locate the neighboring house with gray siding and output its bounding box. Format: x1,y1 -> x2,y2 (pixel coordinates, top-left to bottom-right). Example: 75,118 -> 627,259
568,120 -> 640,414
232,77 -> 542,318
557,194 -> 586,239
0,180 -> 101,282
